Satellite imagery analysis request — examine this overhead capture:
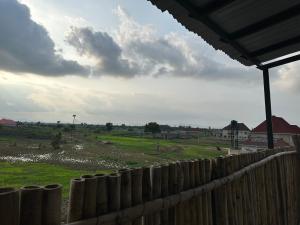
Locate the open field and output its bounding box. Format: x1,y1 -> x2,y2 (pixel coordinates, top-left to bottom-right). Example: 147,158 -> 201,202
0,125 -> 228,222
0,125 -> 228,195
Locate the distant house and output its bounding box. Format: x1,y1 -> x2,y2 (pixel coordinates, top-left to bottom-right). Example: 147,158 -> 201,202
222,123 -> 250,141
0,118 -> 17,127
251,116 -> 300,146
242,116 -> 300,152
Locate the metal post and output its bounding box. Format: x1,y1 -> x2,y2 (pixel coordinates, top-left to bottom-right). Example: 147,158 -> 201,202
263,69 -> 274,149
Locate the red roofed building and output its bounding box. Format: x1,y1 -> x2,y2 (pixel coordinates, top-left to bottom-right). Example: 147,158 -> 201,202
242,116 -> 300,151
0,118 -> 17,127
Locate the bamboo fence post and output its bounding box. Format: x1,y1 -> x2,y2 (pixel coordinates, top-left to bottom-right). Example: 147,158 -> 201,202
175,161 -> 184,225
242,156 -> 252,225
248,155 -> 259,225
168,162 -> 177,225
119,169 -> 132,209
271,158 -> 281,225
200,159 -> 208,225
68,178 -> 85,223
194,159 -> 203,225
276,156 -> 288,225
81,175 -> 97,219
108,173 -> 121,213
42,184 -> 62,225
131,168 -> 143,225
152,166 -> 162,225
233,156 -> 244,225
204,159 -> 213,225
142,167 -> 153,225
94,174 -> 108,216
182,160 -> 192,225
224,156 -> 235,225
119,169 -> 132,225
0,187 -> 19,225
212,157 -> 228,225
161,164 -> 169,225
189,160 -> 197,225
20,186 -> 43,225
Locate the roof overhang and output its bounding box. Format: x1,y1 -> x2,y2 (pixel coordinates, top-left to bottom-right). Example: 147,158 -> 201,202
147,0 -> 300,67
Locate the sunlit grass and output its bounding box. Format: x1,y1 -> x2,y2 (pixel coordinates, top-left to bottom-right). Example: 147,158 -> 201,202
0,162 -> 109,198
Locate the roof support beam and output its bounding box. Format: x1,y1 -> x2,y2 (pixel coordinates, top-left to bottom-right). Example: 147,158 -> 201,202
228,4 -> 300,40
176,0 -> 261,66
258,53 -> 300,70
250,35 -> 300,57
262,69 -> 274,149
195,0 -> 236,15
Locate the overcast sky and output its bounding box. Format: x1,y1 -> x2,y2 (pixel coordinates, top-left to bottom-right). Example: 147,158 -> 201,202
0,0 -> 300,128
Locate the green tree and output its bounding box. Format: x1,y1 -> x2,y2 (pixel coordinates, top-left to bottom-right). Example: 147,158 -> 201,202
51,132 -> 62,150
144,122 -> 161,135
106,122 -> 113,131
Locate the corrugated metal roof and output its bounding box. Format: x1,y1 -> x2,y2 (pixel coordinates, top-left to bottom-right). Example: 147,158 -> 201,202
148,0 -> 300,66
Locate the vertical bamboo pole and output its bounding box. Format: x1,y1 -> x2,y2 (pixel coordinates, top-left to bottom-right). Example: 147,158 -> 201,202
168,162 -> 177,225
42,184 -> 62,225
205,159 -> 213,225
81,175 -> 97,219
119,169 -> 132,225
189,160 -> 197,225
67,178 -> 85,223
224,156 -> 235,225
0,187 -> 19,225
241,157 -> 251,225
108,173 -> 121,212
20,186 -> 43,225
143,167 -> 153,225
276,156 -> 288,225
175,161 -> 184,225
119,169 -> 132,209
194,159 -> 203,225
131,168 -> 143,225
200,159 -> 208,225
94,174 -> 108,216
161,164 -> 169,225
233,156 -> 244,225
182,160 -> 191,225
212,157 -> 228,225
152,166 -> 162,225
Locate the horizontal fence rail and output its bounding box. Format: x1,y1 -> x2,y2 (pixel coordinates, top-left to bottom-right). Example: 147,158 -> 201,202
0,138 -> 300,225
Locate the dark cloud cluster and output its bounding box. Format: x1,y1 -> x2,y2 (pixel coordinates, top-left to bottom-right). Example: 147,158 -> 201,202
66,27 -> 138,77
0,1 -> 259,81
65,7 -> 260,80
0,0 -> 88,76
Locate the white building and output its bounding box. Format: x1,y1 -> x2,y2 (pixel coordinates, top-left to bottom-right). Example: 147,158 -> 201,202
222,123 -> 250,141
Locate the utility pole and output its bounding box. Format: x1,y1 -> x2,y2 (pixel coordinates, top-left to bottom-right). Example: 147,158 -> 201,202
71,114 -> 76,141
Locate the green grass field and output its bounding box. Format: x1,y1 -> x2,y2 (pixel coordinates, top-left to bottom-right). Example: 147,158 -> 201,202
0,162 -> 109,197
0,127 -> 228,195
97,134 -> 226,160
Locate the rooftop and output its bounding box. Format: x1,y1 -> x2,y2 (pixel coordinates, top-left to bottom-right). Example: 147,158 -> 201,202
148,0 -> 300,67
252,116 -> 300,134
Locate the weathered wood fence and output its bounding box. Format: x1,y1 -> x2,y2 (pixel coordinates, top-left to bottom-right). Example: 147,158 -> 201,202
1,138 -> 300,225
